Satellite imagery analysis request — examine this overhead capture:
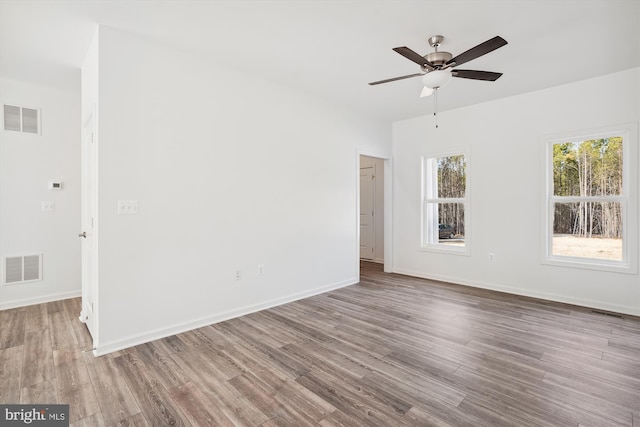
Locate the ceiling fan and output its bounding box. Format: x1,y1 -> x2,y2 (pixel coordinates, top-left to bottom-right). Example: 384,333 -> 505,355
369,35 -> 508,97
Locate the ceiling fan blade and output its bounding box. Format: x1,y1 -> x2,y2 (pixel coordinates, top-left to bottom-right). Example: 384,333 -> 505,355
445,36 -> 507,67
393,47 -> 435,70
452,69 -> 503,81
368,73 -> 424,86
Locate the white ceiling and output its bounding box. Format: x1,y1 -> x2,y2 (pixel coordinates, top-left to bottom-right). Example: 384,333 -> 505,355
1,0 -> 638,122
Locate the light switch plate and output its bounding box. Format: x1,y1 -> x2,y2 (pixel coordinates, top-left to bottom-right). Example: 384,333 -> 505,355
117,200 -> 138,215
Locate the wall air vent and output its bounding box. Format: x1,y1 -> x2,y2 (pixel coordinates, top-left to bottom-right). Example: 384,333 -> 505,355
3,254 -> 42,285
3,104 -> 40,134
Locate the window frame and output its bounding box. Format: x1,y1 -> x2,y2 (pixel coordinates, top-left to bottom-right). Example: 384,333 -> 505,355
420,150 -> 470,255
542,124 -> 638,274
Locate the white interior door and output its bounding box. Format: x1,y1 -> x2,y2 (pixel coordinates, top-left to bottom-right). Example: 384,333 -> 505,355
80,113 -> 97,340
360,166 -> 375,260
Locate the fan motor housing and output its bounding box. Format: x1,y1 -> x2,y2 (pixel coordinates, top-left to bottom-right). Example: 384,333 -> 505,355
425,51 -> 453,67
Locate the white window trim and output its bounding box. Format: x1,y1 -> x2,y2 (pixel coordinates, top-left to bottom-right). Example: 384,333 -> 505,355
420,149 -> 470,255
541,124 -> 638,274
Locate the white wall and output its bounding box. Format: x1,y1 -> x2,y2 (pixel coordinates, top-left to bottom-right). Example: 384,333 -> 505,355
0,78 -> 81,309
93,27 -> 390,354
360,155 -> 384,263
392,68 -> 640,316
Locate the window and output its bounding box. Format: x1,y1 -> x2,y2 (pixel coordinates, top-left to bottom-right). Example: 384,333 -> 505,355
422,153 -> 468,253
544,126 -> 637,272
3,104 -> 40,134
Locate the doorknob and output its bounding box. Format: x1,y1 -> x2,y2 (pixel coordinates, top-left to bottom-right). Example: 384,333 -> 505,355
78,232 -> 87,238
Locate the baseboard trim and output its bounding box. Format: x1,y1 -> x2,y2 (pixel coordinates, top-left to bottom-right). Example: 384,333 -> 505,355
392,268 -> 640,317
0,290 -> 82,311
94,277 -> 358,356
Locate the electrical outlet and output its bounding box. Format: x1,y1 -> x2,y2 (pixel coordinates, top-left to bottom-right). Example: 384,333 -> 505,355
489,253 -> 495,261
235,270 -> 241,281
42,201 -> 55,212
117,200 -> 138,215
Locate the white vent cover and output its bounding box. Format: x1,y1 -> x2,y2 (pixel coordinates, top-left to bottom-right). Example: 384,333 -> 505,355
3,105 -> 21,131
21,108 -> 39,134
3,254 -> 42,285
3,104 -> 40,134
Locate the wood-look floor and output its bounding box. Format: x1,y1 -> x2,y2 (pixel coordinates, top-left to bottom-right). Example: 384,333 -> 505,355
1,262 -> 639,426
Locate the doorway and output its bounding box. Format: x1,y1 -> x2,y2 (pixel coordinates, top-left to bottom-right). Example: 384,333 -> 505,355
360,165 -> 375,260
359,155 -> 385,264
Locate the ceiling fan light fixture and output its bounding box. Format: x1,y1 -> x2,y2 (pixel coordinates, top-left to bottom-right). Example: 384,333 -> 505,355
420,86 -> 434,98
422,69 -> 452,89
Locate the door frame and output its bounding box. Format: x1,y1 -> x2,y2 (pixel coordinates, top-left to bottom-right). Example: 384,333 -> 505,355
356,150 -> 393,277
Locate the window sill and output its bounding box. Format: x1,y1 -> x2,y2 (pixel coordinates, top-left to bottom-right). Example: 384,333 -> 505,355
542,256 -> 637,275
419,244 -> 470,256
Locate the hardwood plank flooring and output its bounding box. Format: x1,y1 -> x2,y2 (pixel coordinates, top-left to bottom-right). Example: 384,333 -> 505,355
1,261 -> 639,426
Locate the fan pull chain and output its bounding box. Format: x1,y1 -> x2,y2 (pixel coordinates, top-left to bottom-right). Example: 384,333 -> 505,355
433,88 -> 439,128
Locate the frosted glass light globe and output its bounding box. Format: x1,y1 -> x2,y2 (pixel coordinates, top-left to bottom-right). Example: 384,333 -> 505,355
422,70 -> 452,89
420,87 -> 434,97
